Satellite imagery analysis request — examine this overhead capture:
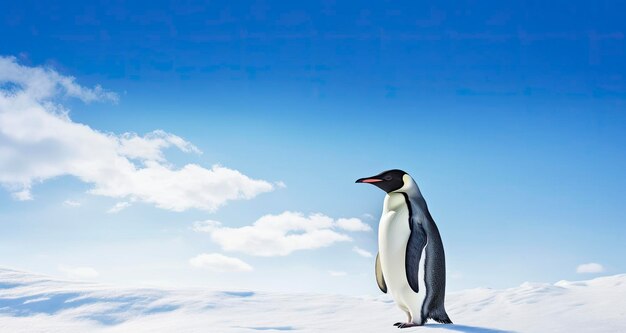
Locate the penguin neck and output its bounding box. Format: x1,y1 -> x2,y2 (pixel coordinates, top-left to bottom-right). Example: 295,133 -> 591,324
392,177 -> 425,204
388,177 -> 430,223
383,192 -> 408,212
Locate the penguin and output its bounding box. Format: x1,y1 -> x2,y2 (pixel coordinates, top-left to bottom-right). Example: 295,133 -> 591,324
356,169 -> 452,328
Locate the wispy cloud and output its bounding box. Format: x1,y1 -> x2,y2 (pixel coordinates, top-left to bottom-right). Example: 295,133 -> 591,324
193,212 -> 365,256
62,200 -> 81,207
576,262 -> 605,274
12,188 -> 32,201
0,55 -> 118,103
107,201 -> 131,213
0,56 -> 276,212
58,265 -> 99,279
189,253 -> 253,272
328,271 -> 347,277
117,130 -> 201,162
352,246 -> 373,258
192,220 -> 222,233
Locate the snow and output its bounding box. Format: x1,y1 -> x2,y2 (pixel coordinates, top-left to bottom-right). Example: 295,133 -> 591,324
1,268 -> 625,332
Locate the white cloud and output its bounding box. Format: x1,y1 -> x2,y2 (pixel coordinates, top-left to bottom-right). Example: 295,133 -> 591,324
328,271 -> 347,277
336,218 -> 371,232
63,199 -> 81,207
0,56 -> 118,103
0,56 -> 275,211
576,263 -> 605,274
12,188 -> 32,201
58,265 -> 99,279
192,220 -> 222,233
107,201 -> 131,213
117,130 -> 201,162
352,246 -> 373,258
194,211 -> 359,256
189,253 -> 253,272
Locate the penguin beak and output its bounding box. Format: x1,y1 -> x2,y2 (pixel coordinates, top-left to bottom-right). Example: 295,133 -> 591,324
356,177 -> 383,183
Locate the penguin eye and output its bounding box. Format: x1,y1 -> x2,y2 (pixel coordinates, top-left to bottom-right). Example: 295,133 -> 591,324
383,175 -> 392,181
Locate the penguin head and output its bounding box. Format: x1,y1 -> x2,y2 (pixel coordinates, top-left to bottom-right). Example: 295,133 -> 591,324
355,169 -> 410,193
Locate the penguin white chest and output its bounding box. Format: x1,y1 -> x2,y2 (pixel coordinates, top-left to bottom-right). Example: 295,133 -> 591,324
378,193 -> 427,321
379,194 -> 412,289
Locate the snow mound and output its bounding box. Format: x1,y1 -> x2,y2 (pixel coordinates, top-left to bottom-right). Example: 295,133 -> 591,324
1,268 -> 625,332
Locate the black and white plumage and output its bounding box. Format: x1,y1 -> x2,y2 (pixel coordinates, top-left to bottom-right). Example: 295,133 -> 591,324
357,169 -> 452,328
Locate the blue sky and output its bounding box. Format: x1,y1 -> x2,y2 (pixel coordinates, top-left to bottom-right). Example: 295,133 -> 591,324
0,1 -> 625,295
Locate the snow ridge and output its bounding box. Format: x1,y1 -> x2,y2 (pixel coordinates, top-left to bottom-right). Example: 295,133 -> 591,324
1,268 -> 625,333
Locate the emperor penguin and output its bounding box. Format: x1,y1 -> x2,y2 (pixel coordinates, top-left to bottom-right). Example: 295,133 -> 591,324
356,169 -> 452,328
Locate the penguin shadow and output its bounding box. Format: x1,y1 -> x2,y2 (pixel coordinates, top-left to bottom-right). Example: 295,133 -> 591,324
423,324 -> 516,333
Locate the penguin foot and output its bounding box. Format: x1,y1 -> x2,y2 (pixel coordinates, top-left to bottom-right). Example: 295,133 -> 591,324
395,322 -> 420,329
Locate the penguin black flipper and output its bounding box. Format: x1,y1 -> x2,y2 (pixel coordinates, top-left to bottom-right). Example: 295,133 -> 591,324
375,252 -> 387,293
405,222 -> 427,293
